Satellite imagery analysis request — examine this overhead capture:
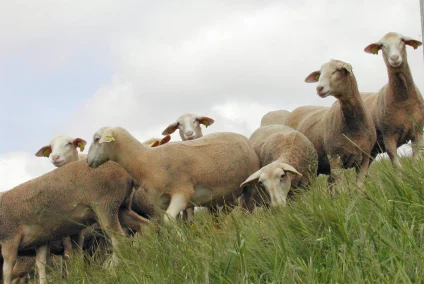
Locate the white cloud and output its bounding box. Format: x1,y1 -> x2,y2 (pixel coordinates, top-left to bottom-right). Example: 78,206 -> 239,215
0,152 -> 55,192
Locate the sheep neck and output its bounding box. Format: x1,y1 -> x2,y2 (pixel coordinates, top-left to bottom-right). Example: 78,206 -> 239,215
386,61 -> 415,101
113,131 -> 153,183
337,77 -> 366,132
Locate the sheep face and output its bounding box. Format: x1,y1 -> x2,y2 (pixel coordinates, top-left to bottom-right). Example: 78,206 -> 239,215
240,162 -> 302,207
364,32 -> 422,68
35,135 -> 87,167
162,113 -> 215,141
87,127 -> 115,168
304,60 -> 354,100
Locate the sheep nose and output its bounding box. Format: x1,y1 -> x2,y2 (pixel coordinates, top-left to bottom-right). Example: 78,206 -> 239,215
52,155 -> 60,161
186,131 -> 194,137
390,55 -> 399,61
316,86 -> 324,93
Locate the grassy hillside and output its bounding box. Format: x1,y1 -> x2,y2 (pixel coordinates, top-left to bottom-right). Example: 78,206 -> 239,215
48,157 -> 424,283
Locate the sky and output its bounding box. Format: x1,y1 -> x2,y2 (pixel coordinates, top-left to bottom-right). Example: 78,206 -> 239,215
1,0 -> 423,191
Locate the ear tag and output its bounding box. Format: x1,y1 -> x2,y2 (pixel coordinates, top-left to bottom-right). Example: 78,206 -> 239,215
78,142 -> 85,152
411,41 -> 418,49
43,149 -> 51,157
105,135 -> 115,142
204,120 -> 209,127
315,74 -> 320,81
371,46 -> 379,55
148,142 -> 156,147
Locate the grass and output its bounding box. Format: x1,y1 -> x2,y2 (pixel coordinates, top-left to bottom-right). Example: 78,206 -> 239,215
45,156 -> 424,283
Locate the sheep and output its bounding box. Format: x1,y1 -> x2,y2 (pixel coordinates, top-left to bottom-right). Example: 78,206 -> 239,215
0,160 -> 149,284
35,135 -> 87,167
162,113 -> 215,221
86,127 -> 260,223
260,110 -> 291,127
284,59 -> 376,189
361,32 -> 423,168
162,113 -> 214,141
240,125 -> 318,206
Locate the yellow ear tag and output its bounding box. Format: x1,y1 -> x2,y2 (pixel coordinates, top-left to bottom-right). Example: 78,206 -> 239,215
105,135 -> 115,142
78,142 -> 85,152
411,41 -> 418,49
43,149 -> 51,157
148,142 -> 155,147
315,74 -> 320,81
203,120 -> 209,128
371,46 -> 379,55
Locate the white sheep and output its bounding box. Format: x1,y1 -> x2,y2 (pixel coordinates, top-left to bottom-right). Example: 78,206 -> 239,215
240,125 -> 317,206
361,32 -> 423,167
162,113 -> 214,141
162,113 -> 215,221
260,110 -> 291,127
35,135 -> 87,167
87,127 -> 260,223
0,160 -> 149,284
285,59 -> 376,189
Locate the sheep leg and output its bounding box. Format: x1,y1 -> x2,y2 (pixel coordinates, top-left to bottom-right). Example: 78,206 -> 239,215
2,239 -> 20,284
62,236 -> 72,260
356,156 -> 371,189
328,155 -> 344,195
35,243 -> 50,284
384,135 -> 401,168
97,209 -> 125,268
411,131 -> 423,160
164,193 -> 191,224
119,208 -> 150,235
181,208 -> 194,223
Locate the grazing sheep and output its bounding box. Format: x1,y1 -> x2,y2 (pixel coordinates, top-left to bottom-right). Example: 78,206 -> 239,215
285,59 -> 376,188
361,32 -> 423,167
0,161 -> 149,284
260,110 -> 291,127
87,127 -> 260,223
240,125 -> 318,206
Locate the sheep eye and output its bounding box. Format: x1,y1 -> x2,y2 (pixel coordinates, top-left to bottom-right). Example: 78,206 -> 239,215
94,138 -> 100,143
258,181 -> 263,187
66,142 -> 72,146
280,174 -> 285,179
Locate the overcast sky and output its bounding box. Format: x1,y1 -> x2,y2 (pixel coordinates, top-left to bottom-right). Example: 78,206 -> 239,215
1,0 -> 423,191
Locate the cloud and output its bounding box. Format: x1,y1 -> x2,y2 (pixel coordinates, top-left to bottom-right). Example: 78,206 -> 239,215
1,0 -> 423,190
0,152 -> 55,192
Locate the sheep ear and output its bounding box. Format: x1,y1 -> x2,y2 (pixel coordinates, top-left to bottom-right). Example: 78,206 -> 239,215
35,146 -> 52,157
198,116 -> 215,128
162,122 -> 178,135
342,63 -> 352,74
279,163 -> 302,177
305,71 -> 320,83
160,135 -> 171,145
364,43 -> 380,55
240,169 -> 261,188
149,140 -> 160,147
73,138 -> 87,152
99,130 -> 115,143
403,37 -> 422,50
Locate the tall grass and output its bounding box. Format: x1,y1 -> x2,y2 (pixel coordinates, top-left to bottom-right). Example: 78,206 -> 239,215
47,157 -> 424,283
